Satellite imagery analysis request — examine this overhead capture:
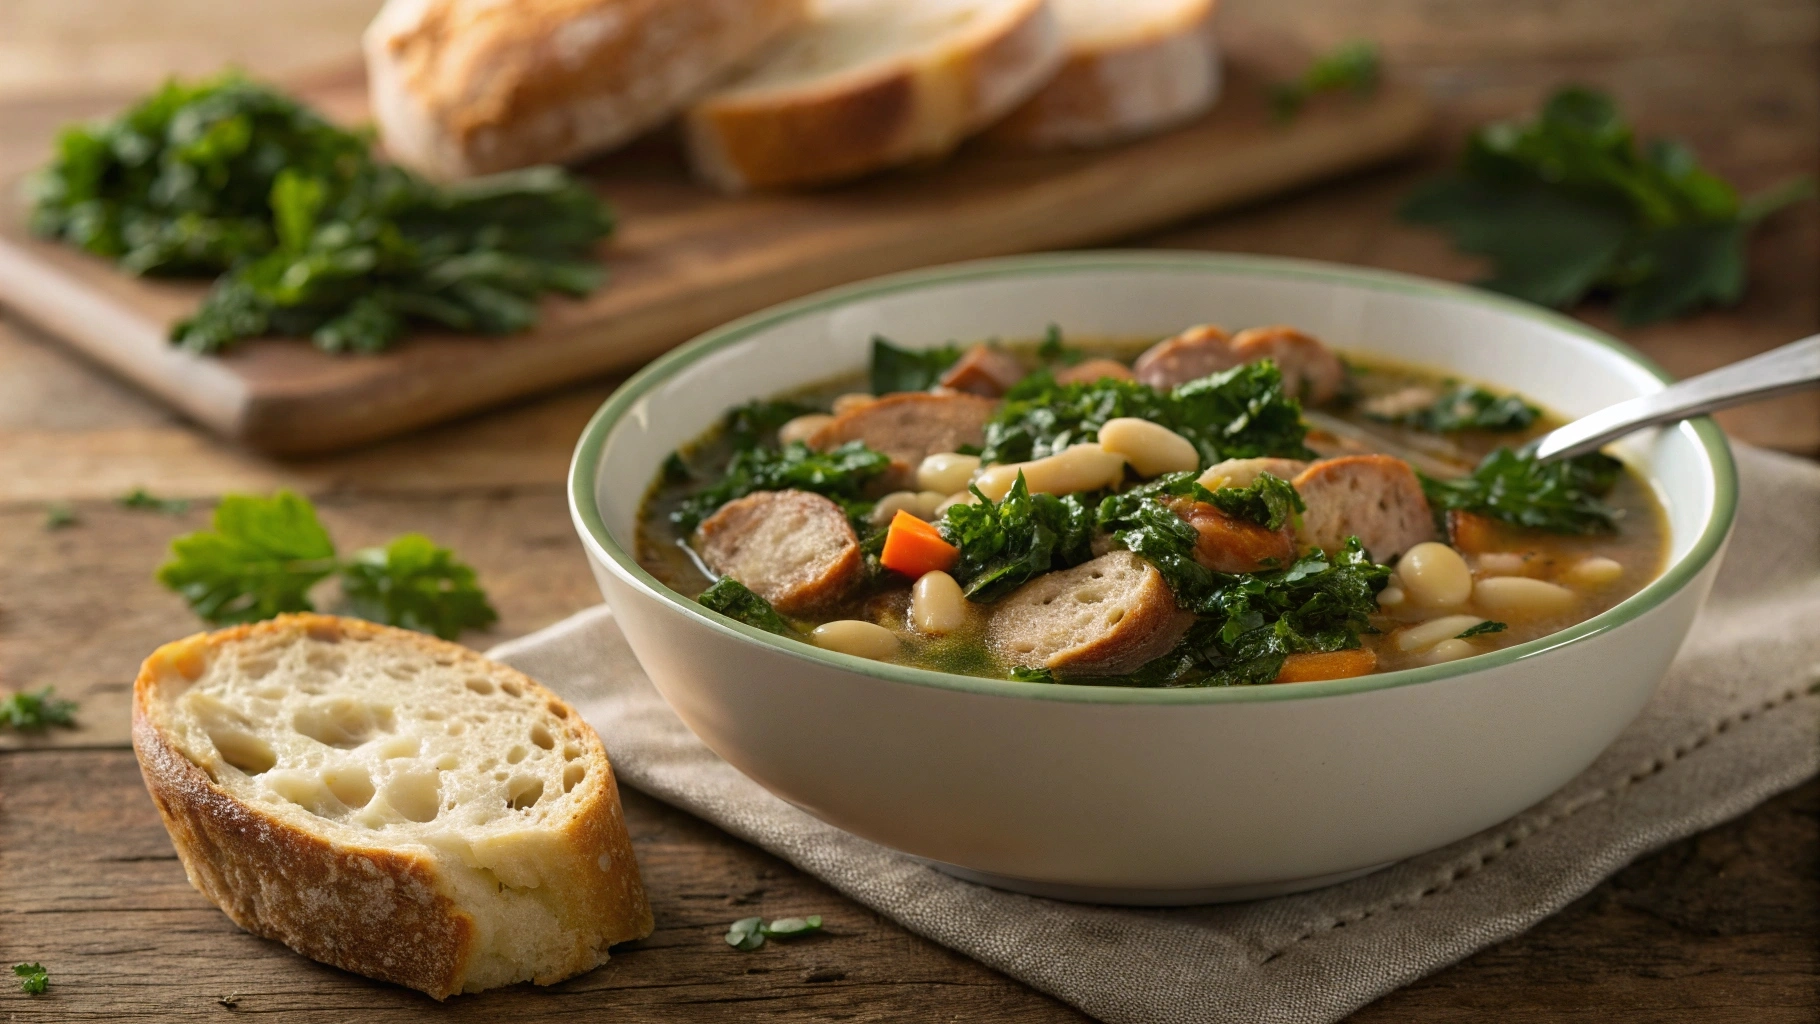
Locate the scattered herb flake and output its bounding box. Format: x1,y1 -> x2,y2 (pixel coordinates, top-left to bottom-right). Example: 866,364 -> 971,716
726,915 -> 825,951
726,917 -> 766,951
119,487 -> 190,515
1272,41 -> 1381,121
44,503 -> 78,530
0,688 -> 79,731
1457,621 -> 1508,638
12,962 -> 49,995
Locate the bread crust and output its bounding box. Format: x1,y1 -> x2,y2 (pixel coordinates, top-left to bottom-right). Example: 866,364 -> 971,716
984,0 -> 1222,149
131,615 -> 653,999
366,0 -> 807,178
684,0 -> 1064,190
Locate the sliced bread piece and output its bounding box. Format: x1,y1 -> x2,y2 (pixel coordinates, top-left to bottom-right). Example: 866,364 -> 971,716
684,0 -> 1065,191
983,0 -> 1221,149
366,0 -> 808,178
989,550 -> 1193,676
132,614 -> 652,999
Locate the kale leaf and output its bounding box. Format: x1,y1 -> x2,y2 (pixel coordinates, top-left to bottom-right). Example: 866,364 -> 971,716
1094,473 -> 1220,607
979,361 -> 1315,466
1007,665 -> 1059,683
670,441 -> 891,531
0,688 -> 79,731
1271,41 -> 1381,121
1369,384 -> 1541,433
1209,472 -> 1305,531
1402,86 -> 1813,324
340,534 -> 498,640
1457,621 -> 1508,638
870,335 -> 964,394
723,399 -> 818,451
1420,447 -> 1624,534
28,73 -> 613,354
939,474 -> 1095,602
697,578 -> 796,636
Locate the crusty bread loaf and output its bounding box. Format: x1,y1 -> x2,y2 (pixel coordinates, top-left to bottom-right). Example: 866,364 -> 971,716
983,0 -> 1221,149
809,391 -> 997,492
695,490 -> 863,613
990,550 -> 1193,676
683,0 -> 1065,191
1293,455 -> 1437,562
365,0 -> 807,179
131,614 -> 652,999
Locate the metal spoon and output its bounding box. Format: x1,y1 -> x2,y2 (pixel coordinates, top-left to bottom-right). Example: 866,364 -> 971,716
1531,333 -> 1820,461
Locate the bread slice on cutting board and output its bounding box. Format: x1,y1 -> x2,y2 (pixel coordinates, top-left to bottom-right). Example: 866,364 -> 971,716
684,0 -> 1066,191
131,614 -> 653,999
983,0 -> 1221,149
365,0 -> 808,178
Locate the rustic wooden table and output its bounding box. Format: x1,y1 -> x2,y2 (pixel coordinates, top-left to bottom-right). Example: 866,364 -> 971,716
2,0 -> 1815,1020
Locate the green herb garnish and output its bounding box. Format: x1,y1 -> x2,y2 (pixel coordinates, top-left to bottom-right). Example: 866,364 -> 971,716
1420,447 -> 1623,535
119,487 -> 190,515
11,963 -> 49,995
939,474 -> 1095,602
1208,472 -> 1305,531
870,335 -> 964,394
723,399 -> 818,451
44,503 -> 78,530
1036,323 -> 1083,366
1271,41 -> 1381,121
697,578 -> 795,636
156,490 -> 496,638
1457,621 -> 1508,638
0,688 -> 79,731
1370,384 -> 1540,433
726,915 -> 824,951
669,441 -> 891,532
29,72 -> 613,354
1093,473 -> 1221,603
1402,86 -> 1813,324
980,361 -> 1314,467
1007,665 -> 1058,683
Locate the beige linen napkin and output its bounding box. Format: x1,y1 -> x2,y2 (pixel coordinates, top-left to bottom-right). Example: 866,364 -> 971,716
490,444 -> 1820,1024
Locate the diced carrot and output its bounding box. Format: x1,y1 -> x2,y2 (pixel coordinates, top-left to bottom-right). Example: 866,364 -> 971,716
1274,648 -> 1378,684
880,510 -> 960,578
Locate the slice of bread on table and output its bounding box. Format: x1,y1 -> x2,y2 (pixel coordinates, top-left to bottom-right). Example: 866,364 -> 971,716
984,0 -> 1222,149
366,0 -> 807,178
132,614 -> 652,998
684,0 -> 1065,191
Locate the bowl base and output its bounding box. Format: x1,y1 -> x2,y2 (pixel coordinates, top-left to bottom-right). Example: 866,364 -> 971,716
919,860 -> 1394,906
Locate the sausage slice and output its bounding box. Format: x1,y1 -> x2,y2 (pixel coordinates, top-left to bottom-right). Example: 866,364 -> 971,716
1229,326 -> 1347,405
938,344 -> 1027,397
1169,500 -> 1298,574
1132,324 -> 1239,389
695,491 -> 862,614
1053,358 -> 1136,385
990,551 -> 1194,677
808,391 -> 996,491
1292,455 -> 1437,562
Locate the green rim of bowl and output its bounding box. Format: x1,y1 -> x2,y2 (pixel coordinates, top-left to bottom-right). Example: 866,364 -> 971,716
569,251 -> 1737,705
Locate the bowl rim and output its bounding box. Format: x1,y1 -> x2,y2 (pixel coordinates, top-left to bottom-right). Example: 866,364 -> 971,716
568,251 -> 1738,706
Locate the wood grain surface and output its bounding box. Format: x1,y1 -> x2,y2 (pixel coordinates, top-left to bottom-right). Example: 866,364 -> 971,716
0,0 -> 1815,1019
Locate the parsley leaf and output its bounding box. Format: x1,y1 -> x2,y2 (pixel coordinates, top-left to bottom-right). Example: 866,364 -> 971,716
1457,621 -> 1507,638
157,490 -> 339,623
670,441 -> 891,532
1209,472 -> 1306,531
939,474 -> 1095,602
725,915 -> 825,951
119,487 -> 191,514
980,361 -> 1315,466
12,963 -> 49,995
341,534 -> 497,640
870,335 -> 964,394
0,687 -> 79,731
1402,86 -> 1813,324
1272,41 -> 1381,121
1420,447 -> 1623,534
1368,384 -> 1540,433
697,578 -> 796,636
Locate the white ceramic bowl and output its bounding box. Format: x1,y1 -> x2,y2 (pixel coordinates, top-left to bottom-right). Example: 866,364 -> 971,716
569,252 -> 1736,905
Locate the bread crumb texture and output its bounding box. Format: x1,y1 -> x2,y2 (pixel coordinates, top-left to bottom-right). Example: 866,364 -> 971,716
131,614 -> 653,998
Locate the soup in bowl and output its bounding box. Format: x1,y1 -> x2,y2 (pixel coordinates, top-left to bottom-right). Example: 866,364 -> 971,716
569,252 -> 1735,904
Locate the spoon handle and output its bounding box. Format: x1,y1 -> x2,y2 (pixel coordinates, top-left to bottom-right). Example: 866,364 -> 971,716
1531,334 -> 1820,461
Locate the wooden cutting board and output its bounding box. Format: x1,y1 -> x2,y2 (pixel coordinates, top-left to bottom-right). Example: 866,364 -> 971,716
0,31 -> 1430,456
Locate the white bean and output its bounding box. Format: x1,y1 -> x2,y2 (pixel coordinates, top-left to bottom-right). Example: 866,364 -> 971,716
934,491 -> 979,517
1475,552 -> 1529,577
912,491 -> 949,519
869,491 -> 924,527
832,392 -> 876,414
1421,638 -> 1479,665
1096,418 -> 1200,477
1397,542 -> 1474,609
917,452 -> 981,494
1377,585 -> 1407,609
1394,614 -> 1486,653
911,571 -> 968,635
776,413 -> 833,447
810,620 -> 899,660
1474,576 -> 1577,618
1561,556 -> 1625,589
974,443 -> 1127,501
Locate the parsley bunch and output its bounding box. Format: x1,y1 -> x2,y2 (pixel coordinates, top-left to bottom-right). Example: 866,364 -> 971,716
1420,447 -> 1623,534
156,490 -> 497,638
939,474 -> 1095,602
29,72 -> 612,354
980,362 -> 1316,466
1368,384 -> 1540,433
1403,87 -> 1812,324
669,441 -> 891,532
